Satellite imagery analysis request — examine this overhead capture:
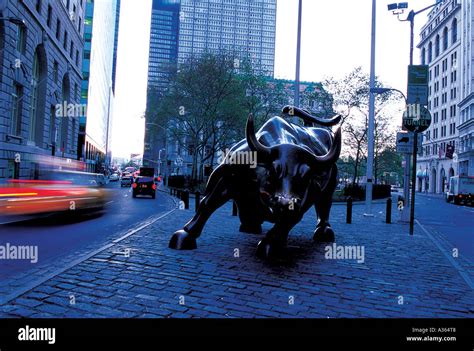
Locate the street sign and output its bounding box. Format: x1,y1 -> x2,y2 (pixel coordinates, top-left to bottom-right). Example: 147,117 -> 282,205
407,65 -> 429,105
402,106 -> 432,133
407,85 -> 428,105
396,132 -> 422,154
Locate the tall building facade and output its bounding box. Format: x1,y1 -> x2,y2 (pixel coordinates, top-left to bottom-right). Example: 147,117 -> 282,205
144,0 -> 277,174
178,0 -> 276,76
143,0 -> 181,170
78,0 -> 117,173
416,0 -> 461,193
0,0 -> 85,179
457,0 -> 474,177
112,0 -> 121,93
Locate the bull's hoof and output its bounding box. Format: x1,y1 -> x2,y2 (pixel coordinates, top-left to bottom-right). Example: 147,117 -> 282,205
239,223 -> 262,234
256,239 -> 284,259
169,230 -> 197,250
313,225 -> 335,242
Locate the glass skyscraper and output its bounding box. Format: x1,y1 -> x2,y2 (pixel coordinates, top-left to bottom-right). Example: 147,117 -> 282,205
178,0 -> 276,76
147,0 -> 181,93
78,0 -> 118,173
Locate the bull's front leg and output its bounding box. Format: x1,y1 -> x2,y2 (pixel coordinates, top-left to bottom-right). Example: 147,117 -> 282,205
313,166 -> 337,243
256,218 -> 299,258
169,170 -> 231,250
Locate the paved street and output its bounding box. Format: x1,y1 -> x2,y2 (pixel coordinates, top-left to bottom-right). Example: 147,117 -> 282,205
0,192 -> 472,318
0,182 -> 174,295
415,193 -> 474,262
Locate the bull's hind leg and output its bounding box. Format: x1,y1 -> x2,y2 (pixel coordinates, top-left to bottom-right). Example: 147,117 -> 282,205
169,169 -> 231,250
313,166 -> 337,242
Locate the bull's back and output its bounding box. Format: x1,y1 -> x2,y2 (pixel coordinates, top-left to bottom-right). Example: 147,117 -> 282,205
229,116 -> 334,156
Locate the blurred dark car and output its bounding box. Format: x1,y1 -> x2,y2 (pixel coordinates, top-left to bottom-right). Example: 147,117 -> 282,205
132,167 -> 156,199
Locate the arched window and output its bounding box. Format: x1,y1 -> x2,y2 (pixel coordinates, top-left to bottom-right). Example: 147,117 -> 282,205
428,42 -> 433,63
29,46 -> 47,145
452,18 -> 458,43
442,27 -> 448,51
435,35 -> 440,57
422,47 -> 426,65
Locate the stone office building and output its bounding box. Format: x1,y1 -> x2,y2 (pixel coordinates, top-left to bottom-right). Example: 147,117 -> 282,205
0,0 -> 85,179
416,0 -> 461,193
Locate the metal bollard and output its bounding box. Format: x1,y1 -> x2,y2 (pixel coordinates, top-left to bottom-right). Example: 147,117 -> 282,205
386,197 -> 392,224
346,196 -> 352,224
195,191 -> 200,213
182,190 -> 189,209
232,201 -> 238,216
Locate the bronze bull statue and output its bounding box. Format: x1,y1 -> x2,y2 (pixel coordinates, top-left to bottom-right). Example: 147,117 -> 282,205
169,106 -> 342,258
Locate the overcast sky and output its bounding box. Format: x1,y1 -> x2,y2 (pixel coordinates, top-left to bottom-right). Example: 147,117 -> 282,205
112,0 -> 434,159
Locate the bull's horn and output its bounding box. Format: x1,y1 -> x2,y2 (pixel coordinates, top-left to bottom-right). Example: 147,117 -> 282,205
313,127 -> 342,164
246,113 -> 271,156
282,105 -> 341,126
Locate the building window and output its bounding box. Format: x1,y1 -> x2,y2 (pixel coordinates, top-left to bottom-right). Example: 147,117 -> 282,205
36,0 -> 42,13
421,48 -> 426,65
56,19 -> 61,40
16,25 -> 26,54
53,61 -> 59,83
428,42 -> 432,63
442,27 -> 448,51
11,84 -> 23,136
29,52 -> 40,142
63,31 -> 68,50
47,5 -> 53,27
435,35 -> 440,57
50,105 -> 56,149
452,18 -> 457,43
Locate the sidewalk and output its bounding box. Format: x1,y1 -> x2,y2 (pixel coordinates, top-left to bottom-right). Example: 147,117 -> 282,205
0,194 -> 472,318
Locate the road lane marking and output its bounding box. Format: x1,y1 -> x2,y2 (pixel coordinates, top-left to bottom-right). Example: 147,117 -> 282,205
416,219 -> 474,290
0,205 -> 177,306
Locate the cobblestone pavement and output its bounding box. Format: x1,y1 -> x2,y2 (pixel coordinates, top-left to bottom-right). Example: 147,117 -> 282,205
0,194 -> 473,318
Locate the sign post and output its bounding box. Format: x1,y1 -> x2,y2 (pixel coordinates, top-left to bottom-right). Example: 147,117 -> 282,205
402,105 -> 431,235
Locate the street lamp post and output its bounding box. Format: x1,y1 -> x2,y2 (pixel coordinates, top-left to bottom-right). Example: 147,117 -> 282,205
365,0 -> 377,217
293,0 -> 302,124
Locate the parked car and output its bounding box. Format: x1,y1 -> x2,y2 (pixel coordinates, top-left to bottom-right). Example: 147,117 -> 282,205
120,173 -> 133,187
95,174 -> 107,187
132,167 -> 156,199
109,173 -> 120,182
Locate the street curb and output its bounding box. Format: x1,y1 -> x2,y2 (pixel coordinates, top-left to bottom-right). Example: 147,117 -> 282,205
0,201 -> 178,306
416,219 -> 474,290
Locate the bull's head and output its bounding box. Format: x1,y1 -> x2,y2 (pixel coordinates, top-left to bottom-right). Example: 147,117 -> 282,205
246,114 -> 341,217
